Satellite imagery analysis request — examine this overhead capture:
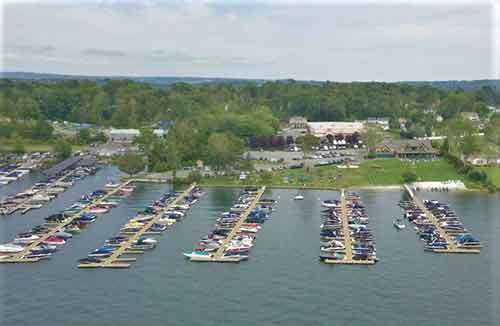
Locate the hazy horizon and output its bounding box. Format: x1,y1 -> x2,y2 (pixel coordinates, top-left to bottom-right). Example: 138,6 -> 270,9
2,0 -> 499,82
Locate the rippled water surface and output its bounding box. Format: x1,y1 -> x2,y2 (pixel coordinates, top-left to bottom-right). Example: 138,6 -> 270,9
1,167 -> 499,325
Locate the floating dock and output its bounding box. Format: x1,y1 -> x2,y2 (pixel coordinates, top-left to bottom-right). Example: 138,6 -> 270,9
1,166 -> 92,216
403,184 -> 480,254
324,189 -> 376,265
189,186 -> 266,263
78,183 -> 198,268
0,180 -> 136,264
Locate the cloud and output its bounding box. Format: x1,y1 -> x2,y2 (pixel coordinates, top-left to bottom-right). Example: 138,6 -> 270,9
146,50 -> 210,64
6,44 -> 56,55
82,48 -> 127,57
1,1 -> 495,80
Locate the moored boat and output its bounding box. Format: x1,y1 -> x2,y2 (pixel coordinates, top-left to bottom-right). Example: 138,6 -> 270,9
0,243 -> 24,253
393,217 -> 406,230
44,236 -> 66,245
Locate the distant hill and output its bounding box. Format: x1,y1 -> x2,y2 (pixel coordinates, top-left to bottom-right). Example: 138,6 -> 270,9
0,71 -> 266,87
1,71 -> 499,90
399,80 -> 500,90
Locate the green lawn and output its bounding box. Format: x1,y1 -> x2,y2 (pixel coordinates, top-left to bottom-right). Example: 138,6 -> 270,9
0,142 -> 87,153
201,158 -> 466,189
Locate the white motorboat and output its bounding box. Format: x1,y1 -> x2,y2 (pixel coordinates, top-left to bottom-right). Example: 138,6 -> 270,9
183,251 -> 213,259
135,238 -> 157,245
294,193 -> 304,200
30,194 -> 52,202
393,218 -> 406,230
321,200 -> 339,208
0,243 -> 25,253
13,234 -> 40,244
104,182 -> 121,188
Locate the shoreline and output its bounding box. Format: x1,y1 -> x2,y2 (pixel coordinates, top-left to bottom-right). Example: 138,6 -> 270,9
198,183 -> 480,192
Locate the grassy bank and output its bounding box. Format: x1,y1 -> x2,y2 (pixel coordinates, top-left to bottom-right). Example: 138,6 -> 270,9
201,158 -> 474,189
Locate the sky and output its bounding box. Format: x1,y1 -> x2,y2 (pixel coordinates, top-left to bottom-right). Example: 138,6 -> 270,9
1,0 -> 499,81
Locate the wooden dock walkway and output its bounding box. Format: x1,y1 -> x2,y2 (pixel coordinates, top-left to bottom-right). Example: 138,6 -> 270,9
403,184 -> 480,254
1,169 -> 78,216
324,189 -> 375,265
78,183 -> 197,269
190,186 -> 266,263
0,180 -> 136,264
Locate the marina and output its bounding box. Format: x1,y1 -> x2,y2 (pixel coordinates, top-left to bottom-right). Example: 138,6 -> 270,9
0,180 -> 136,263
320,189 -> 376,265
78,183 -> 202,268
185,186 -> 273,263
401,184 -> 481,254
1,187 -> 497,326
0,152 -> 52,187
0,156 -> 98,216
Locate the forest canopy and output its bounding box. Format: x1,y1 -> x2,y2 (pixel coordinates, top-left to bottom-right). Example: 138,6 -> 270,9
1,79 -> 498,129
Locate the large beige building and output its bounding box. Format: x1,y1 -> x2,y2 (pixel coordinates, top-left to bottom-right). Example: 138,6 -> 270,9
306,121 -> 365,138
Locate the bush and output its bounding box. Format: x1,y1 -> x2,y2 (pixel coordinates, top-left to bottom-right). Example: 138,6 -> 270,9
115,154 -> 145,175
172,177 -> 189,188
486,179 -> 497,193
186,170 -> 202,184
12,136 -> 26,155
402,170 -> 418,183
152,162 -> 170,173
467,168 -> 487,183
53,139 -> 72,159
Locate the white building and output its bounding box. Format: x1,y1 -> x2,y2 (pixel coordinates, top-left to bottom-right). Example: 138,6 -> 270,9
107,129 -> 166,142
461,112 -> 480,122
307,122 -> 365,138
488,106 -> 500,114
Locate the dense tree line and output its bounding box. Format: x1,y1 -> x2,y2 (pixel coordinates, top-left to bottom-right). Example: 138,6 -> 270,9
1,79 -> 499,170
1,79 -> 498,129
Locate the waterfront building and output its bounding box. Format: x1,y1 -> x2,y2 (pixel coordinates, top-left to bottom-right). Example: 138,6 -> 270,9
375,139 -> 437,160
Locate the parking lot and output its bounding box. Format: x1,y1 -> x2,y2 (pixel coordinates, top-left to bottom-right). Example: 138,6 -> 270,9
245,149 -> 366,172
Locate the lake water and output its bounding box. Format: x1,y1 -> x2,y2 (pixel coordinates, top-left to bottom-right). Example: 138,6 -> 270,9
1,166 -> 499,326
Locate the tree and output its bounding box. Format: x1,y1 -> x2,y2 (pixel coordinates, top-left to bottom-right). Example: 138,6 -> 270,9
461,135 -> 482,156
485,114 -> 500,145
402,170 -> 417,183
11,134 -> 25,155
53,139 -> 72,159
207,132 -> 244,171
296,134 -> 320,171
444,116 -> 476,156
32,119 -> 54,140
239,158 -> 254,172
165,138 -> 181,179
115,154 -> 145,175
78,129 -> 91,144
361,127 -> 383,154
186,170 -> 202,184
296,134 -> 320,154
94,131 -> 108,143
135,127 -> 158,171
